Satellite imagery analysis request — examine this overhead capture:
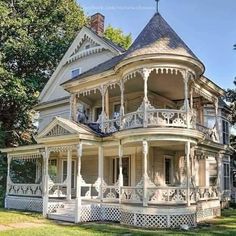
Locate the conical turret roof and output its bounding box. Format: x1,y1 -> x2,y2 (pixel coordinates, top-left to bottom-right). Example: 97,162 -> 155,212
124,12 -> 198,60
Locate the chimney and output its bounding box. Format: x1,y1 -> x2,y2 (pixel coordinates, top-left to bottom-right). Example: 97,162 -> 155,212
90,13 -> 105,36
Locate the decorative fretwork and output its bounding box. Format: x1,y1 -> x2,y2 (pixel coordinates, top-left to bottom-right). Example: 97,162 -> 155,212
48,145 -> 74,153
8,181 -> 42,197
102,179 -> 120,200
48,177 -> 67,198
45,125 -> 71,137
9,153 -> 42,161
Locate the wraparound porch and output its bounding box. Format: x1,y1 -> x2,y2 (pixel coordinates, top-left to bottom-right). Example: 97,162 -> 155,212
4,137 -> 222,228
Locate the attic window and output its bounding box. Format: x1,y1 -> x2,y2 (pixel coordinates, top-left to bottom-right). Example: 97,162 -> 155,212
71,68 -> 81,78
85,44 -> 91,50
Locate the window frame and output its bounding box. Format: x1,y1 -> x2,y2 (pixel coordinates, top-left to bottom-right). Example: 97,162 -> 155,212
71,68 -> 81,78
223,162 -> 230,191
222,119 -> 229,145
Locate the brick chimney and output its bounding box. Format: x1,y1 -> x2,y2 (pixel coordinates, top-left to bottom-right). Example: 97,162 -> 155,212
90,13 -> 105,36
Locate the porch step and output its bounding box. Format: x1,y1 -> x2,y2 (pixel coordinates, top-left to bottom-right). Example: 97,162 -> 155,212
48,212 -> 75,222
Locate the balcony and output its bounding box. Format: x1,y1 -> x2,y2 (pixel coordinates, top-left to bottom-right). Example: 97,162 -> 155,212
70,67 -> 220,142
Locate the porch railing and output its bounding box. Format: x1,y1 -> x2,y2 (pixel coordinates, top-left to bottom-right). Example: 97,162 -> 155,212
8,182 -> 42,197
121,186 -> 219,205
48,178 -> 67,198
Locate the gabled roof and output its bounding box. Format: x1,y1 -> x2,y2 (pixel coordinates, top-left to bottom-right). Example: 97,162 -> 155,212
37,116 -> 98,140
62,13 -> 201,86
39,26 -> 124,102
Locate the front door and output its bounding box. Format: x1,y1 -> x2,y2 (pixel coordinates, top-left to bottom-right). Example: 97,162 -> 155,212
113,157 -> 130,186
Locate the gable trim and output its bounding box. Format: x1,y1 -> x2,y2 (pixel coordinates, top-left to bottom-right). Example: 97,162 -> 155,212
39,27 -> 121,101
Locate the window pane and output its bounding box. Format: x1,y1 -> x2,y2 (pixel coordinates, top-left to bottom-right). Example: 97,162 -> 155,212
71,68 -> 81,78
165,159 -> 171,185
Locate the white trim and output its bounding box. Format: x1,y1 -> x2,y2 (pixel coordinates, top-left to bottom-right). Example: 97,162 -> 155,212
39,27 -> 120,101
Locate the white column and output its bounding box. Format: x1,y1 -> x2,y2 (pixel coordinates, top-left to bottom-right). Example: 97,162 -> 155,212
186,141 -> 191,206
190,86 -> 193,110
119,142 -> 124,203
6,155 -> 12,196
142,69 -> 150,128
216,154 -> 222,192
75,143 -> 82,223
143,140 -> 149,207
98,145 -> 104,201
42,148 -> 49,217
120,80 -> 125,116
214,99 -> 220,142
184,72 -> 190,128
100,85 -> 106,132
67,149 -> 72,200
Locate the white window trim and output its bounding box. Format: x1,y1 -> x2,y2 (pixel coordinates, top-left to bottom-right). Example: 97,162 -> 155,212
71,68 -> 82,78
163,155 -> 174,186
223,161 -> 230,191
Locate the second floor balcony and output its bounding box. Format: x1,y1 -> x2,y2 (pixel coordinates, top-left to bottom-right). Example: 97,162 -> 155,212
69,66 -> 220,142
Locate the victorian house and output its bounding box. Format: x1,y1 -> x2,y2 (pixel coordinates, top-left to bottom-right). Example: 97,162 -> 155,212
1,10 -> 232,228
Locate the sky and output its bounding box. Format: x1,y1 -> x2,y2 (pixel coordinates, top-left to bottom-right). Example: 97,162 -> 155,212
77,0 -> 236,90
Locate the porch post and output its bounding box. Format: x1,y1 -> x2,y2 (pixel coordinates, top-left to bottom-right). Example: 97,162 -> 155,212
119,142 -> 124,204
42,148 -> 50,217
216,154 -> 221,192
142,69 -> 150,128
214,98 -> 219,142
75,143 -> 82,223
186,141 -> 191,206
6,155 -> 12,196
98,145 -> 104,201
67,149 -> 72,200
120,80 -> 125,117
100,85 -> 106,132
190,86 -> 193,110
183,72 -> 190,128
143,140 -> 149,207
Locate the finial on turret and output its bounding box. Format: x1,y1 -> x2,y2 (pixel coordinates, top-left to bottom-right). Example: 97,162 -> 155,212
155,0 -> 160,13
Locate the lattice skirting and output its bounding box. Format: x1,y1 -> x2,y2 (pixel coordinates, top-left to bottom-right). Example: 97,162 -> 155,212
196,207 -> 221,222
120,210 -> 196,228
196,200 -> 221,222
5,196 -> 43,212
79,204 -> 121,222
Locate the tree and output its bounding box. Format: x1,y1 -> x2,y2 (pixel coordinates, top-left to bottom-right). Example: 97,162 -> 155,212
0,0 -> 87,204
0,0 -> 87,147
104,25 -> 132,50
226,78 -> 236,125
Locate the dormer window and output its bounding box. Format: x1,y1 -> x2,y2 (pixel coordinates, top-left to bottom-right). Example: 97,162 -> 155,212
85,44 -> 91,50
71,68 -> 81,78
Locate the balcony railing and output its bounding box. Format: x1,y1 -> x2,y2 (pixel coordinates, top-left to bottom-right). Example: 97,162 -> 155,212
95,103 -> 219,143
102,106 -> 190,134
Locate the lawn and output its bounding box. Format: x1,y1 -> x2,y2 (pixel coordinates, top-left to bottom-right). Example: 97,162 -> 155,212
0,208 -> 236,235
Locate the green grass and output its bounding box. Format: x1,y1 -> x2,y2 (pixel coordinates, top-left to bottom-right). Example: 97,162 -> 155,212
0,208 -> 236,235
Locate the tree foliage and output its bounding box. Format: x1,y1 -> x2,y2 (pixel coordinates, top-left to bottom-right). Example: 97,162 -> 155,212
104,25 -> 132,50
226,78 -> 236,125
0,0 -> 87,147
0,1 -> 132,203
